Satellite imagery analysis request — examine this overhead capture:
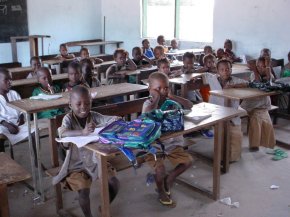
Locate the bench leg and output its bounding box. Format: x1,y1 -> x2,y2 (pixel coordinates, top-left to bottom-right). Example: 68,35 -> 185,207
0,184 -> 10,217
55,183 -> 63,213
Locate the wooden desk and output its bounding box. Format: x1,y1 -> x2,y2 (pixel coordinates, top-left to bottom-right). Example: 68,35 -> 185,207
166,48 -> 204,56
0,153 -> 31,217
231,64 -> 252,80
85,103 -> 243,217
7,83 -> 148,201
9,66 -> 32,80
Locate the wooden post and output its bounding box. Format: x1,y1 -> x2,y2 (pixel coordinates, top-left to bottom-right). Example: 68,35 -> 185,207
213,122 -> 222,200
0,184 -> 9,217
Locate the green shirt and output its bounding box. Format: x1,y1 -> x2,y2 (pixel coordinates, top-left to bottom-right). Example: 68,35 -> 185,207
32,85 -> 64,119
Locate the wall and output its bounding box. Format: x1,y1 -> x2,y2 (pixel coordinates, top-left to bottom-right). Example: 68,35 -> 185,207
0,0 -> 102,65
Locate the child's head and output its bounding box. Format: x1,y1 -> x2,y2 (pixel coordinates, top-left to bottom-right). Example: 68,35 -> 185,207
153,46 -> 165,59
260,48 -> 271,58
183,52 -> 195,70
142,39 -> 150,49
113,48 -> 127,66
132,47 -> 142,61
70,85 -> 92,119
37,67 -> 52,88
217,59 -> 232,80
216,48 -> 225,59
171,39 -> 178,49
157,35 -> 165,46
203,54 -> 216,69
224,39 -> 232,51
148,72 -> 169,100
80,58 -> 94,83
79,48 -> 90,60
157,58 -> 170,75
256,57 -> 267,76
59,43 -> 68,56
30,56 -> 41,72
68,61 -> 82,85
204,45 -> 213,55
0,68 -> 12,93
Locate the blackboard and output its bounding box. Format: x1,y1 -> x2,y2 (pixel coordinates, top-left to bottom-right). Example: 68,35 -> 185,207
0,0 -> 28,43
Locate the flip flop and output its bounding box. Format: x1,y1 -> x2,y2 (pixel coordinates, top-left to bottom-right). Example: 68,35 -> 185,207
159,198 -> 176,208
272,149 -> 288,161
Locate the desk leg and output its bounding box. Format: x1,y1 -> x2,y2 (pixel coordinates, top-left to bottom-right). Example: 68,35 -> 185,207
0,184 -> 9,217
222,121 -> 230,173
213,122 -> 222,200
180,83 -> 187,98
26,113 -> 37,196
33,113 -> 45,201
97,154 -> 110,217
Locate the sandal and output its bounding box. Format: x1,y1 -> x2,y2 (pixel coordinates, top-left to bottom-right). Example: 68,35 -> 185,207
159,196 -> 176,208
272,149 -> 288,161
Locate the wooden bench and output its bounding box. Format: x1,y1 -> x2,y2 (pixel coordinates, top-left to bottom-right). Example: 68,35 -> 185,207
0,153 -> 31,217
0,62 -> 22,68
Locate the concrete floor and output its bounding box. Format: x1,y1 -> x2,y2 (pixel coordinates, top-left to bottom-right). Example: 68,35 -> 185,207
5,119 -> 290,217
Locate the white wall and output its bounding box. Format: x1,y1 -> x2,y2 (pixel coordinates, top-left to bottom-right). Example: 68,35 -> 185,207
0,0 -> 102,65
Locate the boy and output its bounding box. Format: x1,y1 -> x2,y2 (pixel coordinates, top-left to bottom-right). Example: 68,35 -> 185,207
169,39 -> 178,53
78,47 -> 103,64
53,86 -> 119,217
199,45 -> 214,66
241,57 -> 276,151
197,54 -> 217,74
57,43 -> 75,60
27,56 -> 41,78
207,60 -> 248,161
157,35 -> 168,53
142,72 -> 193,207
132,46 -> 152,68
80,58 -> 101,87
32,67 -> 64,119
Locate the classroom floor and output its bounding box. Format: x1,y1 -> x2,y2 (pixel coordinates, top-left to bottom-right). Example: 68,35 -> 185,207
5,118 -> 290,217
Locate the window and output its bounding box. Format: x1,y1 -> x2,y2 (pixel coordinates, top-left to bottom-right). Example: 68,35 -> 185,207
142,0 -> 214,42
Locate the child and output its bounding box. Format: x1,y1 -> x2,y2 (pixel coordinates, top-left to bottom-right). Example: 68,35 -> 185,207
105,48 -> 137,85
142,39 -> 154,59
57,44 -> 75,60
32,67 -> 64,119
216,48 -> 227,61
78,47 -> 103,64
207,60 -> 248,161
199,45 -> 214,66
281,51 -> 290,77
224,39 -> 241,63
180,52 -> 196,74
197,54 -> 217,74
80,58 -> 101,88
169,39 -> 178,53
142,72 -> 193,207
132,46 -> 152,68
63,62 -> 89,92
53,86 -> 119,217
157,35 -> 168,53
241,57 -> 276,151
153,46 -> 166,65
27,56 -> 41,78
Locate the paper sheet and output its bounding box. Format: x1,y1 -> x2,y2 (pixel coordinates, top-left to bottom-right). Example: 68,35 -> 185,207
0,124 -> 35,145
185,112 -> 212,124
55,127 -> 104,148
30,94 -> 62,100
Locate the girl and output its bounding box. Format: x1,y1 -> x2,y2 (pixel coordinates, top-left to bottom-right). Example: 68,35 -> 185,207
27,56 -> 41,78
80,58 -> 101,88
142,39 -> 154,59
57,44 -> 75,60
153,46 -> 166,65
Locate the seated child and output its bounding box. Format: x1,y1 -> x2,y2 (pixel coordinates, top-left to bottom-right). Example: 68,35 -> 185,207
153,45 -> 166,65
207,60 -> 248,161
169,39 -> 178,53
80,58 -> 101,88
180,52 -> 196,74
78,47 -> 103,64
105,48 -> 137,85
241,57 -> 276,151
132,46 -> 152,68
56,44 -> 75,60
63,62 -> 89,92
53,86 -> 119,217
142,72 -> 193,207
27,56 -> 41,78
216,48 -> 228,61
281,51 -> 290,77
224,39 -> 241,62
157,35 -> 168,53
199,45 -> 214,66
32,67 -> 64,119
142,39 -> 154,59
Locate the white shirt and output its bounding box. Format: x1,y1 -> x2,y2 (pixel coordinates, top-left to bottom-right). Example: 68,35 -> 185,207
0,90 -> 22,125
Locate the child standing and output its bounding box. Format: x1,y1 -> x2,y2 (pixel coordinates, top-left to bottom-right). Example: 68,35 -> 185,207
57,44 -> 75,60
53,86 -> 119,217
63,62 -> 89,92
80,58 -> 101,88
142,72 -> 193,207
241,57 -> 276,151
27,56 -> 41,78
142,39 -> 154,59
32,67 -> 64,119
207,60 -> 248,161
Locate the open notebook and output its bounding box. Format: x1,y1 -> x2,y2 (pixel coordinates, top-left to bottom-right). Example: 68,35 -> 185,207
30,94 -> 62,100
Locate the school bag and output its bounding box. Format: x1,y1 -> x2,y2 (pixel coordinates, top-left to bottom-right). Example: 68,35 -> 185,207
99,118 -> 161,167
140,99 -> 184,133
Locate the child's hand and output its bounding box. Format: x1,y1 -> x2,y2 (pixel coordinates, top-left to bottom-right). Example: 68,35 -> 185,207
2,121 -> 19,134
82,122 -> 96,136
17,114 -> 25,126
149,89 -> 160,104
125,51 -> 129,59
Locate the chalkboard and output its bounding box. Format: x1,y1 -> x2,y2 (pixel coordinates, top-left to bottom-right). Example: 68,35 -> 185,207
0,0 -> 28,43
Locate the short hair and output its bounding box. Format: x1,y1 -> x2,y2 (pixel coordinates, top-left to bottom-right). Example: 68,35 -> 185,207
203,54 -> 215,64
157,35 -> 164,43
148,71 -> 169,86
154,45 -> 164,53
68,61 -> 81,72
113,48 -> 126,58
36,67 -> 51,77
204,45 -> 212,52
30,56 -> 40,64
216,59 -> 232,69
70,85 -> 91,100
216,48 -> 224,55
142,39 -> 149,45
132,46 -> 142,54
260,48 -> 271,57
79,47 -> 89,54
171,38 -> 177,44
157,58 -> 170,68
0,67 -> 9,76
80,58 -> 93,68
59,43 -> 67,49
183,52 -> 195,60
224,39 -> 232,45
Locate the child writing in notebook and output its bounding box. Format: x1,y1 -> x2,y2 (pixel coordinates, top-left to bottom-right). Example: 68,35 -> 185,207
142,72 -> 193,207
78,47 -> 103,64
80,58 -> 101,88
27,56 -> 41,78
157,35 -> 168,53
53,86 -> 120,217
57,44 -> 75,60
142,39 -> 154,59
32,67 -> 64,119
241,57 -> 276,152
63,62 -> 89,92
207,59 -> 248,161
